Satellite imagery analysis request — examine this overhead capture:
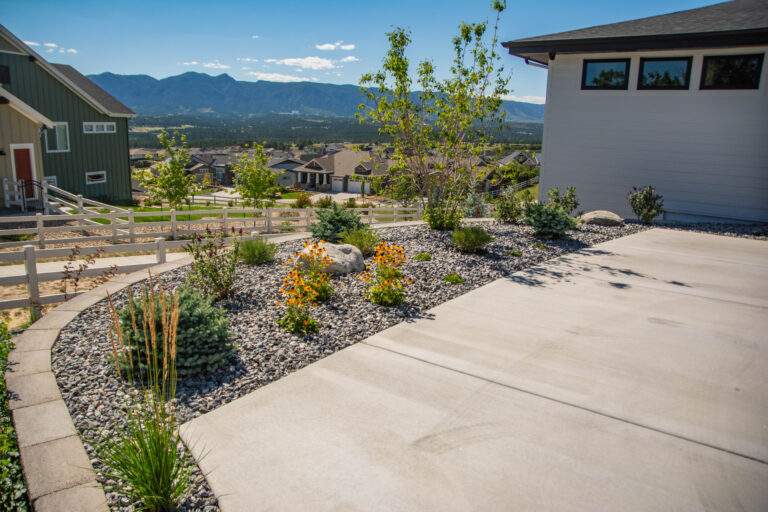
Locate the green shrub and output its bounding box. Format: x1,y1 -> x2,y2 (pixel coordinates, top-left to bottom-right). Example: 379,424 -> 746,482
508,249 -> 522,257
463,191 -> 489,218
277,305 -> 319,335
494,188 -> 525,223
310,203 -> 363,242
546,186 -> 579,215
314,195 -> 334,208
443,273 -> 464,284
423,205 -> 462,231
532,241 -> 548,251
523,202 -> 577,238
452,226 -> 493,253
292,191 -> 313,208
0,322 -> 29,511
340,227 -> 379,257
365,242 -> 408,307
344,197 -> 358,208
414,251 -> 432,262
185,230 -> 239,299
119,286 -> 232,378
628,185 -> 664,224
240,238 -> 278,265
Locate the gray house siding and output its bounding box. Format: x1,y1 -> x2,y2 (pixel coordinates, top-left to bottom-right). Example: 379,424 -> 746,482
0,51 -> 132,202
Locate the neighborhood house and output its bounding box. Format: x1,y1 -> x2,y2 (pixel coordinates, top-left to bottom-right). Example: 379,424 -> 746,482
0,25 -> 135,204
504,0 -> 768,222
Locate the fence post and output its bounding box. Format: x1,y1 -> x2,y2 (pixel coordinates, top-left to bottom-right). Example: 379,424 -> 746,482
2,178 -> 9,208
155,237 -> 166,264
128,211 -> 135,243
170,209 -> 177,240
265,208 -> 273,234
23,245 -> 41,320
110,213 -> 118,243
41,180 -> 50,214
77,195 -> 85,227
35,213 -> 46,248
222,207 -> 229,233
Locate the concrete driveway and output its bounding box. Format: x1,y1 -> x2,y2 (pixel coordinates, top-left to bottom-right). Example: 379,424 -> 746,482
182,228 -> 768,511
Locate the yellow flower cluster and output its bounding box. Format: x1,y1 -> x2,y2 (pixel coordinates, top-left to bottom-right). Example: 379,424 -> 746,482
363,241 -> 410,306
279,268 -> 318,308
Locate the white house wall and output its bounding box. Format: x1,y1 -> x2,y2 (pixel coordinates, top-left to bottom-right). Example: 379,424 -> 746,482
541,46 -> 768,222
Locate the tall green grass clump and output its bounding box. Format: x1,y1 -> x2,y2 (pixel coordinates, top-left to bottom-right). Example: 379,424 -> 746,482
240,238 -> 278,265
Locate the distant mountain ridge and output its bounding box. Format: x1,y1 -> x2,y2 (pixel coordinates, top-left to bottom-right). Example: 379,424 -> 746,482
88,71 -> 545,123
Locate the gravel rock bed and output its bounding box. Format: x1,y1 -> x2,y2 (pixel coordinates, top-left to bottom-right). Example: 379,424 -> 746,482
651,221 -> 768,240
52,221 -> 645,511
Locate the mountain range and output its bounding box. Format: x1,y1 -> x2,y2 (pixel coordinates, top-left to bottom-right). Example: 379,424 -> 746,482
88,72 -> 545,123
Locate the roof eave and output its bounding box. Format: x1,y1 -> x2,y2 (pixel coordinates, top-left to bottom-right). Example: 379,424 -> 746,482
0,86 -> 55,128
503,28 -> 768,57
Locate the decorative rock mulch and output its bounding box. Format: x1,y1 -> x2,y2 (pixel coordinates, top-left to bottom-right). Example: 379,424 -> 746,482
52,221 -> 646,511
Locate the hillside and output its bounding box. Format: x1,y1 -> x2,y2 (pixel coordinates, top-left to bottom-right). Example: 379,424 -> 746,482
89,71 -> 545,122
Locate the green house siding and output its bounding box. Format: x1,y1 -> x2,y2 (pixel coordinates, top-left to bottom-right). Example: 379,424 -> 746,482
0,52 -> 131,202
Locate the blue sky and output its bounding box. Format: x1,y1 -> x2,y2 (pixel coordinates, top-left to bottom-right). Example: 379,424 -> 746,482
1,0 -> 716,104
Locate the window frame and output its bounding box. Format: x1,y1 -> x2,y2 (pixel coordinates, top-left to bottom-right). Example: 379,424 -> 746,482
85,171 -> 107,185
637,56 -> 693,90
83,121 -> 117,134
700,53 -> 764,90
581,58 -> 631,90
44,122 -> 70,153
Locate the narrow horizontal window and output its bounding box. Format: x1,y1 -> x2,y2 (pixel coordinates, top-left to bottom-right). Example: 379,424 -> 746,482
581,59 -> 630,90
45,122 -> 70,153
701,54 -> 764,89
638,57 -> 692,90
83,121 -> 117,133
85,171 -> 107,185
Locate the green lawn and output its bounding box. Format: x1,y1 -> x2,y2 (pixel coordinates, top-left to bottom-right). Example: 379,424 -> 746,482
277,191 -> 309,200
1,323 -> 29,510
515,183 -> 539,200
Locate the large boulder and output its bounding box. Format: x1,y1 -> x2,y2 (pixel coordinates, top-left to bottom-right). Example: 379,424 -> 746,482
579,210 -> 624,226
299,242 -> 365,275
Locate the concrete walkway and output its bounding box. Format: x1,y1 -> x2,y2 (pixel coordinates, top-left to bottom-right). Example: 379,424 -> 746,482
181,229 -> 768,511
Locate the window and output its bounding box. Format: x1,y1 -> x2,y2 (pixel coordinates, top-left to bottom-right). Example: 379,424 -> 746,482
638,57 -> 692,89
701,54 -> 764,89
581,59 -> 630,90
85,171 -> 107,185
83,121 -> 117,133
0,65 -> 10,85
45,122 -> 70,153
43,176 -> 58,187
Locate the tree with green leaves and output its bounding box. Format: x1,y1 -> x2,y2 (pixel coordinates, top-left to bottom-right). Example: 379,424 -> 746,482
357,1 -> 509,229
136,130 -> 197,209
232,143 -> 277,209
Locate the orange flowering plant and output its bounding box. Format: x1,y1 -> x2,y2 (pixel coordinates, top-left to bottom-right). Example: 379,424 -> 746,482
277,241 -> 334,334
294,241 -> 334,301
362,241 -> 410,306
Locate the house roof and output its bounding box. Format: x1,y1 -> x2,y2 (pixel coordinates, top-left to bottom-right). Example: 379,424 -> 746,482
296,150 -> 389,177
0,86 -> 54,127
50,64 -> 134,116
503,0 -> 768,63
0,24 -> 135,117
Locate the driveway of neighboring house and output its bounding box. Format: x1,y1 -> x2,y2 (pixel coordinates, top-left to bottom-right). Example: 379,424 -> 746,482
181,229 -> 768,511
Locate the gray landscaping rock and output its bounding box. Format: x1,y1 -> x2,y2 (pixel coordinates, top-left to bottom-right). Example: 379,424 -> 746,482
300,242 -> 365,274
580,210 -> 624,226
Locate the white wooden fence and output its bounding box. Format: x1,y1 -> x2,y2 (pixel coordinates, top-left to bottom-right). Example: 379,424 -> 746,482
0,205 -> 422,250
0,205 -> 422,314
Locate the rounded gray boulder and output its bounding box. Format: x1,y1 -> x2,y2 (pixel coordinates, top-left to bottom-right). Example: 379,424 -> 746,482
299,242 -> 365,274
579,210 -> 624,226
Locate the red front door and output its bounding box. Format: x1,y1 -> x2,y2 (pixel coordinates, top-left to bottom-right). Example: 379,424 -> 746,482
13,147 -> 35,198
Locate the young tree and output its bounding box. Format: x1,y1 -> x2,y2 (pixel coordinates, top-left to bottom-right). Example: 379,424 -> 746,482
357,1 -> 509,229
137,130 -> 197,209
232,144 -> 277,209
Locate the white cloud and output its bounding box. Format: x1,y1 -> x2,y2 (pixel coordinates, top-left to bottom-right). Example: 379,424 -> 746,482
236,57 -> 258,63
180,60 -> 200,66
43,42 -> 58,48
252,35 -> 260,39
502,94 -> 546,105
246,71 -> 306,82
241,66 -> 251,70
315,41 -> 355,51
66,48 -> 77,54
339,55 -> 358,63
202,60 -> 230,70
23,40 -> 39,46
270,56 -> 335,70
264,58 -> 277,63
